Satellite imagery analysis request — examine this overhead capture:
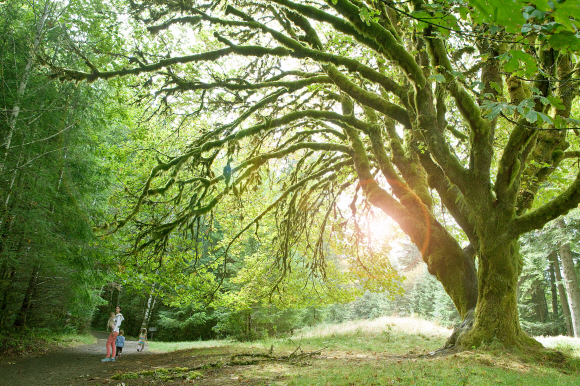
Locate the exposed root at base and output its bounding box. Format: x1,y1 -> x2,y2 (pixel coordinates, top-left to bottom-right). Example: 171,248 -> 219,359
419,345 -> 462,358
111,345 -> 327,382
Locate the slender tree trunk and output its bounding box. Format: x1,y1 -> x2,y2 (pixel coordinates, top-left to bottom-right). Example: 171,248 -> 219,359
549,260 -> 559,319
548,250 -> 573,336
112,282 -> 121,307
13,263 -> 40,328
531,279 -> 548,323
556,219 -> 580,336
458,240 -> 540,348
560,243 -> 580,336
0,1 -> 51,174
141,284 -> 156,328
0,266 -> 16,328
145,296 -> 156,327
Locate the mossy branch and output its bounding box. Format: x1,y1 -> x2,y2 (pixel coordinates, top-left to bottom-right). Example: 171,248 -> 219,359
324,65 -> 411,128
512,172 -> 580,236
202,9 -> 408,101
42,48 -> 236,83
425,30 -> 490,137
327,0 -> 426,88
495,121 -> 538,205
147,16 -> 202,35
367,124 -> 431,212
418,150 -> 477,246
164,75 -> 333,95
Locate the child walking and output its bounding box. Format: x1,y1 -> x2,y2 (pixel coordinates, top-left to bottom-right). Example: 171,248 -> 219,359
137,328 -> 147,352
115,330 -> 125,358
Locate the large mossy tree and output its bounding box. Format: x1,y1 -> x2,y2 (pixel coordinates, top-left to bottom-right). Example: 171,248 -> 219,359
50,0 -> 580,349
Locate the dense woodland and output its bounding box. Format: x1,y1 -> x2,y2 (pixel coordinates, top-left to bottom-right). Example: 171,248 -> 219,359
1,0 -> 580,352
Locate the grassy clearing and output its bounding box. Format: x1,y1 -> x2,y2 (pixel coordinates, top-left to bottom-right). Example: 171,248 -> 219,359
148,339 -> 229,353
278,353 -> 579,386
148,316 -> 451,355
286,316 -> 452,355
536,336 -> 580,359
113,317 -> 580,385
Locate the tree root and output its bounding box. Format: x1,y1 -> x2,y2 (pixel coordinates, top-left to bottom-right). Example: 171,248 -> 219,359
443,309 -> 475,349
110,345 -> 326,382
231,344 -> 328,361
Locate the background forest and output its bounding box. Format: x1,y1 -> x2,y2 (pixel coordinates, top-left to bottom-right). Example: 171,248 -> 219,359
1,0 -> 580,352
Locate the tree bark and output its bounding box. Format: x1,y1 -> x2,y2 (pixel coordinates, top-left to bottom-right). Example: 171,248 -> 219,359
531,279 -> 548,323
0,266 -> 16,328
13,264 -> 40,328
457,240 -> 540,348
141,284 -> 156,329
0,1 -> 51,174
557,218 -> 580,336
549,260 -> 559,319
548,250 -> 573,336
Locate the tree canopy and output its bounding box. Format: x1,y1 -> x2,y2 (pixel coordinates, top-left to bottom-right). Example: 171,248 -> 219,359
45,0 -> 580,349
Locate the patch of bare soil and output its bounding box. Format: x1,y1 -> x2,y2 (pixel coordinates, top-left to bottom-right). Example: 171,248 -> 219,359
0,331 -> 156,386
0,331 -> 309,385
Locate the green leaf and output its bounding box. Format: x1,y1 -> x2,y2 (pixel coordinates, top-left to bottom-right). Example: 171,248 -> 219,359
548,31 -> 580,51
504,55 -> 520,72
537,112 -> 553,125
547,96 -> 565,110
457,6 -> 470,20
490,81 -> 502,93
524,110 -> 538,123
430,74 -> 446,83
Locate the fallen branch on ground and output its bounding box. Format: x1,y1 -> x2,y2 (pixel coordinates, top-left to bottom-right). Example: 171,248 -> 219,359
111,345 -> 328,382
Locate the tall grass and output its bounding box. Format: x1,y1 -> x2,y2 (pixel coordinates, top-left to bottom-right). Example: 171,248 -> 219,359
536,336 -> 580,358
296,315 -> 451,339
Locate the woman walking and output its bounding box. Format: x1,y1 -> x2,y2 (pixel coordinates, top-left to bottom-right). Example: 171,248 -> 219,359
102,306 -> 124,362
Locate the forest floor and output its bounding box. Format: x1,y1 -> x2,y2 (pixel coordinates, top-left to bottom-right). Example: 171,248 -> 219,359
1,317 -> 580,385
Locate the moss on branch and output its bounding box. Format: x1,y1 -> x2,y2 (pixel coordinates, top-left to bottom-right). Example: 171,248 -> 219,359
512,172 -> 580,236
327,0 -> 426,88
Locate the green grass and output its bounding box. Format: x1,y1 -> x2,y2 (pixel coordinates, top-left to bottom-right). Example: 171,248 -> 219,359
281,355 -> 579,386
0,329 -> 96,357
238,317 -> 580,386
281,316 -> 450,355
537,336 -> 580,358
118,317 -> 580,385
148,339 -> 229,353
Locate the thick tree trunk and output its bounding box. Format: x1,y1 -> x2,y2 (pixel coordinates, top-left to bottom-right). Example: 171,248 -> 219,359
457,240 -> 540,348
558,240 -> 580,337
427,241 -> 478,320
549,250 -> 573,336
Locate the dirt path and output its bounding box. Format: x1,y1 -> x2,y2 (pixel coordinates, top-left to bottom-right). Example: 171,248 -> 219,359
0,331 -> 154,386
